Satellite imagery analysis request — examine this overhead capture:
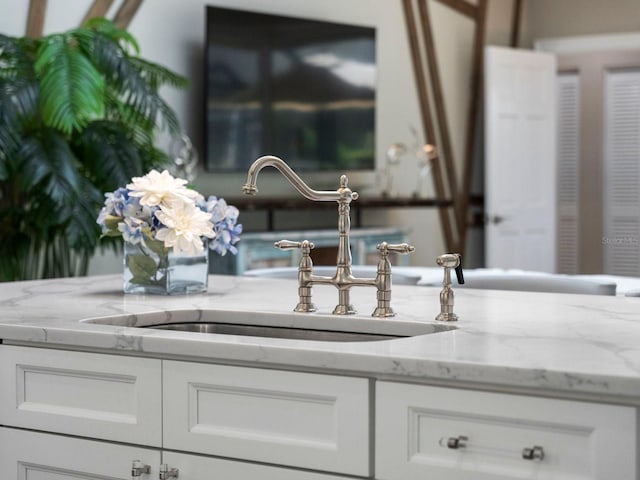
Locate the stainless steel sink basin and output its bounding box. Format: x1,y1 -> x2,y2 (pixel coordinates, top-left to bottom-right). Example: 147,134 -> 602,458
84,309 -> 455,343
144,322 -> 405,342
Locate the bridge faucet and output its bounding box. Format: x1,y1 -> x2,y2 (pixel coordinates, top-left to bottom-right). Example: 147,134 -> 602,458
243,155 -> 414,316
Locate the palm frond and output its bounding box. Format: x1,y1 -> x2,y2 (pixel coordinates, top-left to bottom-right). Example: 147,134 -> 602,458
73,120 -> 143,189
0,34 -> 37,80
82,17 -> 139,55
65,176 -> 102,251
35,34 -> 105,134
18,129 -> 81,209
128,57 -> 188,90
0,86 -> 20,168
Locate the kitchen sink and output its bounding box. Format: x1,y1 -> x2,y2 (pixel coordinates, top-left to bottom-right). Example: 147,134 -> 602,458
84,309 -> 456,342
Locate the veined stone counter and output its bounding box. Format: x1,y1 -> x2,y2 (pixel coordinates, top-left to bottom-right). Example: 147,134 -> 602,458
1,274 -> 639,403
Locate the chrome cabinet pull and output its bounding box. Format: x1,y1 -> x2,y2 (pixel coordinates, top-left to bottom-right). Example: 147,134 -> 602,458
131,460 -> 151,478
522,445 -> 545,461
159,464 -> 179,479
446,435 -> 468,449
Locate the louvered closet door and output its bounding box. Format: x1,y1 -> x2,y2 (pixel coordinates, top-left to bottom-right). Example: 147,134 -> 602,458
604,69 -> 640,276
556,73 -> 580,274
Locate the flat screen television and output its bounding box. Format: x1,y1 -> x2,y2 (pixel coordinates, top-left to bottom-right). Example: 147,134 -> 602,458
204,6 -> 376,173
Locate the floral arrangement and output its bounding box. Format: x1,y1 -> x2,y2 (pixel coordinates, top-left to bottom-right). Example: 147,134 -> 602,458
97,170 -> 242,256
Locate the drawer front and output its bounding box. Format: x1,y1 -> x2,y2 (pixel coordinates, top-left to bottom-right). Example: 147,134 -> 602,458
0,345 -> 162,446
0,426 -> 160,480
163,361 -> 370,476
163,450 -> 356,480
376,382 -> 636,480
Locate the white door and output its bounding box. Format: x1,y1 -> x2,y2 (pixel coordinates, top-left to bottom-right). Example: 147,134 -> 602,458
603,68 -> 640,276
484,47 -> 557,272
0,427 -> 160,479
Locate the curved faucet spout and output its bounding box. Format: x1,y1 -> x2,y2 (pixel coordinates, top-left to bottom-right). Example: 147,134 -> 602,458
242,155 -> 357,203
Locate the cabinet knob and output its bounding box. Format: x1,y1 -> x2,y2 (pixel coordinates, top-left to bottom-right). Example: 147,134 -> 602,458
522,445 -> 544,461
446,435 -> 468,449
159,464 -> 179,479
131,460 -> 151,478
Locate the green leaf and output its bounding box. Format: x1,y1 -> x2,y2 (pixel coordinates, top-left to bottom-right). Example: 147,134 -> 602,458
127,253 -> 158,281
18,129 -> 81,208
35,34 -> 105,134
143,236 -> 170,257
65,176 -> 102,250
128,57 -> 188,90
73,120 -> 143,189
81,18 -> 140,55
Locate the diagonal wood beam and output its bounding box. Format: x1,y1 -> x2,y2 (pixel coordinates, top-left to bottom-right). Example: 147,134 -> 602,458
82,0 -> 115,25
433,0 -> 477,20
26,0 -> 47,38
417,0 -> 464,247
402,0 -> 456,252
113,0 -> 144,29
510,0 -> 523,47
458,0 -> 488,256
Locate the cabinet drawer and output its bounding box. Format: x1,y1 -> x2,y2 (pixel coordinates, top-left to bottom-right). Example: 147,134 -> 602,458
0,345 -> 161,446
163,361 -> 370,476
376,382 -> 636,480
163,450 -> 357,480
0,426 -> 160,480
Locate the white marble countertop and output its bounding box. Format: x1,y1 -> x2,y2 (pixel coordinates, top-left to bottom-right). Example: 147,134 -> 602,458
1,274 -> 640,402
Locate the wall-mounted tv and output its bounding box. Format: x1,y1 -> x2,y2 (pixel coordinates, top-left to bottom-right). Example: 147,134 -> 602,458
204,6 -> 376,173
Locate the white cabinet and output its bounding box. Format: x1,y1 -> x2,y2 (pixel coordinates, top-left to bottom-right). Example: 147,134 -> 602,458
0,345 -> 162,446
376,382 -> 637,480
0,427 -> 160,480
163,360 -> 370,476
1,344 -> 637,480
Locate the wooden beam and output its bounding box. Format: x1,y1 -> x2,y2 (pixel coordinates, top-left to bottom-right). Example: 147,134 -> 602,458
458,0 -> 488,256
82,0 -> 115,25
510,0 -> 523,47
26,0 -> 47,38
402,0 -> 456,252
113,0 -> 144,29
433,0 -> 477,20
417,0 -> 464,248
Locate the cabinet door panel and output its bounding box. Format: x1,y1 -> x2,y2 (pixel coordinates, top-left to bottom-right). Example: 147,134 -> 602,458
0,345 -> 162,446
163,360 -> 370,476
376,382 -> 636,480
0,427 -> 160,480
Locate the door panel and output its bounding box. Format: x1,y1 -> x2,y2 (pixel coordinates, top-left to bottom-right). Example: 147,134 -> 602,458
484,47 -> 557,271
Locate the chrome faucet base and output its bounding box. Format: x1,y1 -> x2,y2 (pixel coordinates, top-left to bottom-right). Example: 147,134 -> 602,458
436,311 -> 458,322
333,304 -> 357,315
295,303 -> 317,313
373,306 -> 396,318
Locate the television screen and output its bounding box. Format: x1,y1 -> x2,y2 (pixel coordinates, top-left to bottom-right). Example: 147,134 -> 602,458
205,6 -> 376,172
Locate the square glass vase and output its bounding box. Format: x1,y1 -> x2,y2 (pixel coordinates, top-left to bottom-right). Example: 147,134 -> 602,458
123,239 -> 208,295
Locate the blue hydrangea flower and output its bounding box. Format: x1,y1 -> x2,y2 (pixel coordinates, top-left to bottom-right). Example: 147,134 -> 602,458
117,217 -> 145,244
206,196 -> 242,256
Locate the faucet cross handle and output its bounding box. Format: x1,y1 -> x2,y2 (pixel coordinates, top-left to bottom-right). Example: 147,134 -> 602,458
274,239 -> 315,253
377,242 -> 416,256
274,239 -> 317,313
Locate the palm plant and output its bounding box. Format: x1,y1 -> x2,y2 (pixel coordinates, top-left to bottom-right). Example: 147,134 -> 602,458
0,18 -> 187,281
